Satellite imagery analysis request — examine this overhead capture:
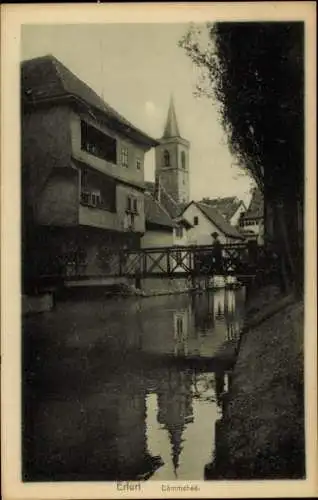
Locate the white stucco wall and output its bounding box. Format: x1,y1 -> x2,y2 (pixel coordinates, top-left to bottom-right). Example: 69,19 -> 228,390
240,219 -> 264,245
230,203 -> 247,227
172,225 -> 191,271
182,204 -> 228,245
141,227 -> 192,273
141,229 -> 173,248
173,225 -> 189,246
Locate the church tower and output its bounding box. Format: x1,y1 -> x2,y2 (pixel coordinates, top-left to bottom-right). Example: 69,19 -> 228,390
155,96 -> 190,205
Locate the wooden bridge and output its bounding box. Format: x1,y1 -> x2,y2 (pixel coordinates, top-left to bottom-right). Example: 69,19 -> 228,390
33,243 -> 279,292
65,243 -> 278,281
114,243 -> 252,277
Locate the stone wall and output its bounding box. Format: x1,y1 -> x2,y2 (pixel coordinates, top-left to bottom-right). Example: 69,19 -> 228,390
133,277 -> 191,295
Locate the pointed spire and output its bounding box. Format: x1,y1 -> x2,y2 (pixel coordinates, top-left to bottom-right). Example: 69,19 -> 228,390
168,426 -> 184,477
163,95 -> 180,138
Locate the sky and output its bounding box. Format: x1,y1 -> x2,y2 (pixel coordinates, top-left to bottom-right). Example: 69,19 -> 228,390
21,23 -> 253,205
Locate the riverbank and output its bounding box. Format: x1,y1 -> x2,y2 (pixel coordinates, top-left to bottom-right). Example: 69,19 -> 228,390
23,278 -> 241,314
206,286 -> 305,479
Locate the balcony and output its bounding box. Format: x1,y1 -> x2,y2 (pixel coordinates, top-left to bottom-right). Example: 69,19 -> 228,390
80,190 -> 101,208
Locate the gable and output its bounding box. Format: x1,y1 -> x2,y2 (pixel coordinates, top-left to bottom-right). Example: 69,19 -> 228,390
230,201 -> 247,225
182,202 -> 216,229
242,188 -> 264,219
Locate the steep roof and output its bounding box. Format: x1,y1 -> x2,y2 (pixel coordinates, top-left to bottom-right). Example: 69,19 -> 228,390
144,192 -> 174,230
21,54 -> 158,148
145,181 -> 155,194
163,95 -> 180,138
242,188 -> 264,219
200,196 -> 244,222
195,202 -> 245,239
177,218 -> 193,229
145,181 -> 182,219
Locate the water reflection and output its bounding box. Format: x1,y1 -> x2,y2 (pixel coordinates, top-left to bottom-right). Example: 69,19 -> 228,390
23,288 -> 245,481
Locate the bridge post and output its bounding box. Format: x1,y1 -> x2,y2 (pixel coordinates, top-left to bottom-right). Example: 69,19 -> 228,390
118,250 -> 124,277
191,249 -> 200,290
167,248 -> 171,275
191,273 -> 196,290
143,251 -> 147,276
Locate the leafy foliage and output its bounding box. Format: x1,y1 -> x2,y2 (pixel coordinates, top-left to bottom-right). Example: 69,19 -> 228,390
179,22 -> 304,198
180,22 -> 305,294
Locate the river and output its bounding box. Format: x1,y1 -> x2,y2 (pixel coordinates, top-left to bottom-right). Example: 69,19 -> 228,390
22,287 -> 246,481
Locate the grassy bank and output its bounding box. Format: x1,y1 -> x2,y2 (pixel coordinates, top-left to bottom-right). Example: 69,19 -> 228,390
206,287 -> 305,479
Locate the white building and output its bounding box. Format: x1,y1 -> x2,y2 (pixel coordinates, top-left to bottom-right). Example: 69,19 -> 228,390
200,196 -> 247,227
239,188 -> 264,245
141,192 -> 174,248
141,192 -> 192,274
180,201 -> 245,246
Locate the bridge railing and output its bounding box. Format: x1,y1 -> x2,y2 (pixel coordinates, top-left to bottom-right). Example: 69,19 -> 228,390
31,243 -> 279,291
119,243 -> 271,278
121,246 -> 195,276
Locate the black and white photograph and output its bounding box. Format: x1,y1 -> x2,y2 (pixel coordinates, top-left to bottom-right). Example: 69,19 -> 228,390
1,3 -> 317,499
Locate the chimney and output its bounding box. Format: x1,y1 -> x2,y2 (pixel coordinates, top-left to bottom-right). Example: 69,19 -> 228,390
154,174 -> 161,204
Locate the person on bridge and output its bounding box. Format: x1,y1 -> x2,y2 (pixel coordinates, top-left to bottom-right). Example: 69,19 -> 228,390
211,232 -> 223,274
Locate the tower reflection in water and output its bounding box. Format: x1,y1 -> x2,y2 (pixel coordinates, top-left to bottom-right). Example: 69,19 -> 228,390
145,366 -> 220,480
143,288 -> 244,479
156,368 -> 194,476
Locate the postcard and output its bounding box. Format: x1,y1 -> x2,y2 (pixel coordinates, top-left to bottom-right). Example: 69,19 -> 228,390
1,2 -> 317,499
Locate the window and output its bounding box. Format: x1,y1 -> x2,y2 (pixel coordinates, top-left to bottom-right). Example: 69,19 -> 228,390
121,147 -> 129,167
194,216 -> 199,226
80,190 -> 101,208
126,196 -> 132,212
163,150 -> 170,166
80,168 -> 116,212
136,157 -> 142,170
133,199 -> 138,214
175,226 -> 183,239
81,191 -> 90,205
177,317 -> 183,336
181,151 -> 186,170
244,219 -> 255,226
126,196 -> 138,214
81,121 -> 117,163
91,191 -> 101,207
